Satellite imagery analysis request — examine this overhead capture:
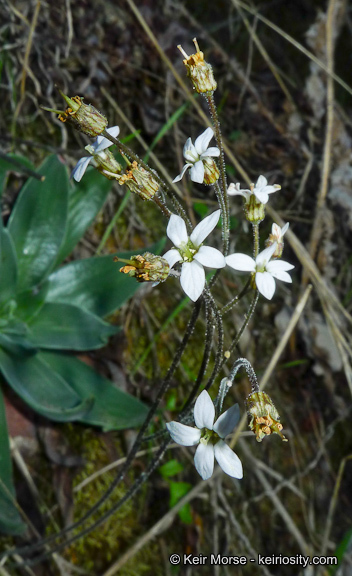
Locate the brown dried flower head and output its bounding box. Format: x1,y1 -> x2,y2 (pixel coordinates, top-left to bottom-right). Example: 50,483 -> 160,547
58,92 -> 108,137
178,38 -> 217,94
118,161 -> 159,200
116,252 -> 170,283
246,391 -> 287,442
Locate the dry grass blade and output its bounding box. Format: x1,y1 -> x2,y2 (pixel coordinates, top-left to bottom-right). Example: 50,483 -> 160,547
303,0 -> 340,284
239,440 -> 309,554
101,477 -> 210,576
233,0 -> 352,96
320,455 -> 352,557
13,0 -> 41,127
232,0 -> 295,106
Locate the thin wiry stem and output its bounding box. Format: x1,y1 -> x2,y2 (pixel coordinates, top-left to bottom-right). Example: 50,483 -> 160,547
227,290 -> 259,358
204,92 -> 229,254
180,292 -> 217,418
2,303 -> 202,565
252,223 -> 260,258
221,277 -> 252,316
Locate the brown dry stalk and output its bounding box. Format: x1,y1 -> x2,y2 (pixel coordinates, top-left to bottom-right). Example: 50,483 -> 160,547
303,0 -> 341,285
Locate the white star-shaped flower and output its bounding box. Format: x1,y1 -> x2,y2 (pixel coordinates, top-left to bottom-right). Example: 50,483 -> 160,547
265,222 -> 289,258
166,390 -> 243,481
226,242 -> 294,300
173,127 -> 220,184
72,125 -> 120,182
228,175 -> 280,205
163,210 -> 226,301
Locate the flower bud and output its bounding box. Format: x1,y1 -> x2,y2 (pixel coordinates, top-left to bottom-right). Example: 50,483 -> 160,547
115,253 -> 170,283
244,194 -> 265,224
85,145 -> 122,180
178,38 -> 217,94
203,157 -> 220,185
58,92 -> 108,137
265,223 -> 289,258
118,161 -> 159,200
246,391 -> 287,442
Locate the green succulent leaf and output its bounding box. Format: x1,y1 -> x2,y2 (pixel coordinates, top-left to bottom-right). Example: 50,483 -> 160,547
27,302 -> 119,350
0,384 -> 27,534
0,346 -> 93,421
0,224 -> 18,309
40,351 -> 149,431
55,169 -> 113,266
13,283 -> 49,323
0,320 -> 36,356
7,155 -> 69,292
45,239 -> 166,318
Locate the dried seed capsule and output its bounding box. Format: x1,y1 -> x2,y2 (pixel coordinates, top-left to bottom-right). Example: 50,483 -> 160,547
118,161 -> 159,200
116,253 -> 170,283
58,92 -> 108,137
246,391 -> 287,442
178,38 -> 217,94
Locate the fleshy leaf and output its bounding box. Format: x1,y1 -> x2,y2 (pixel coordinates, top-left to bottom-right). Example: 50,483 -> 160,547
7,155 -> 69,291
40,352 -> 149,431
54,169 -> 113,266
45,239 -> 166,318
0,347 -> 92,422
27,302 -> 119,350
0,225 -> 18,309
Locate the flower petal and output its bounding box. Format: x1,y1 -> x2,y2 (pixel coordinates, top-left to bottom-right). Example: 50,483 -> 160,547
94,125 -> 120,152
167,214 -> 188,248
255,271 -> 276,300
225,253 -> 256,272
255,243 -> 277,267
266,260 -> 294,273
183,138 -> 197,162
253,190 -> 269,204
213,404 -> 240,438
190,161 -> 204,184
194,246 -> 226,269
71,156 -> 92,182
200,146 -> 220,158
263,185 -> 279,195
266,267 -> 292,283
255,175 -> 267,189
194,127 -> 214,155
214,440 -> 243,479
163,249 -> 182,269
180,261 -> 205,301
172,163 -> 191,183
281,222 -> 289,236
227,183 -> 249,198
166,422 -> 201,446
194,442 -> 215,480
190,210 -> 221,246
194,390 -> 215,430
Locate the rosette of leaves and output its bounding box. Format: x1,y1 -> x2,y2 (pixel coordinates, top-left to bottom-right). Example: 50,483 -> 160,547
0,155 -> 161,535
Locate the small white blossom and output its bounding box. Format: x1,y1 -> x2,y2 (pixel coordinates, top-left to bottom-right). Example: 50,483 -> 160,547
72,125 -> 120,182
173,127 -> 220,184
228,175 -> 280,205
166,390 -> 243,481
226,242 -> 294,300
269,222 -> 289,243
163,210 -> 225,301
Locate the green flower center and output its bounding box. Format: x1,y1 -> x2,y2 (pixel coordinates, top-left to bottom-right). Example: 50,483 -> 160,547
178,239 -> 199,262
199,428 -> 220,446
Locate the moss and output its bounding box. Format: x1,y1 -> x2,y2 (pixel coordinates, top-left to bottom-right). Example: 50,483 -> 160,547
41,425 -> 162,575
